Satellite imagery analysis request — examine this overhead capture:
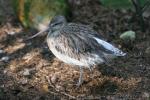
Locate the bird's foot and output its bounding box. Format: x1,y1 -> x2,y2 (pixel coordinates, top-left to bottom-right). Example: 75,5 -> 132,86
76,78 -> 83,87
76,67 -> 83,87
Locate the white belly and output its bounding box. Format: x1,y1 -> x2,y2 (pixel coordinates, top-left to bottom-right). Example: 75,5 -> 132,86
50,47 -> 104,67
50,47 -> 87,66
47,38 -> 104,67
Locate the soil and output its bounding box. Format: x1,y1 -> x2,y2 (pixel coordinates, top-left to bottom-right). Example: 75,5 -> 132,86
0,0 -> 150,99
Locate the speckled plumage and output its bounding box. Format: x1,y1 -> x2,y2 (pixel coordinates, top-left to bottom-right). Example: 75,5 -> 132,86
29,15 -> 126,86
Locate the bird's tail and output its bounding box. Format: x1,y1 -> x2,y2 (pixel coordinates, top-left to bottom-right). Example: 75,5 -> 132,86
113,48 -> 126,56
94,37 -> 126,57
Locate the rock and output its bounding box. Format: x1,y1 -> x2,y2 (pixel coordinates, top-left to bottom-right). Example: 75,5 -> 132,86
0,49 -> 5,58
19,78 -> 28,85
22,68 -> 30,76
145,47 -> 150,57
7,31 -> 16,35
120,30 -> 136,42
22,68 -> 36,77
9,65 -> 17,72
42,84 -> 49,92
142,92 -> 149,98
0,50 -> 5,54
3,69 -> 8,74
0,56 -> 9,62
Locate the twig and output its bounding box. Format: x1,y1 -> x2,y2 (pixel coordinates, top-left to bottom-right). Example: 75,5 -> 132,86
60,91 -> 76,99
45,76 -> 55,88
45,76 -> 76,99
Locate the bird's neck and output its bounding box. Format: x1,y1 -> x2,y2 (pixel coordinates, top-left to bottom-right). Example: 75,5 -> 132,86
47,29 -> 61,38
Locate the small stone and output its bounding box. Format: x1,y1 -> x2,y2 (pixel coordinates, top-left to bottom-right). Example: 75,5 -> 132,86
7,31 -> 15,35
145,47 -> 150,56
3,69 -> 8,74
0,50 -> 5,54
20,78 -> 28,85
142,92 -> 149,98
121,9 -> 127,14
10,65 -> 16,72
0,56 -> 9,62
42,84 -> 49,92
0,50 -> 5,58
23,69 -> 30,76
120,30 -> 136,42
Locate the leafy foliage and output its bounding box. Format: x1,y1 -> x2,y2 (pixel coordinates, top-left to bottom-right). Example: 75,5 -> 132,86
12,0 -> 69,29
100,0 -> 147,9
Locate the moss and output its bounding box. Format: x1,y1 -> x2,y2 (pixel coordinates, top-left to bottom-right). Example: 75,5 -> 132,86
12,0 -> 69,29
101,0 -> 146,9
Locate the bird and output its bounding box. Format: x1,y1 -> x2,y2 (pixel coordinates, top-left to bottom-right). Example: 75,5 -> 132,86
28,15 -> 126,86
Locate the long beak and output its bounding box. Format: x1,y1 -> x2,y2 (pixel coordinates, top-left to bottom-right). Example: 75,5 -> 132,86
26,27 -> 50,40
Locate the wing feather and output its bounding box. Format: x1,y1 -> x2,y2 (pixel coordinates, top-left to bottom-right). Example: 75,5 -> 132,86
61,23 -> 115,54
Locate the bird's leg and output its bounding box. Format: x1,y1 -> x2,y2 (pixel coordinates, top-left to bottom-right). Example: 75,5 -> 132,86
88,66 -> 93,72
89,66 -> 94,79
76,67 -> 83,86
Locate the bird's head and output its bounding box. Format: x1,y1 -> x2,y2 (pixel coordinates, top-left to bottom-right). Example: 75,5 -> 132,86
49,15 -> 67,31
27,15 -> 67,40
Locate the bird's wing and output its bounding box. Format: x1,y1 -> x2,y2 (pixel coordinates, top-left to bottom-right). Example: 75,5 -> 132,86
54,23 -> 125,62
61,23 -> 116,54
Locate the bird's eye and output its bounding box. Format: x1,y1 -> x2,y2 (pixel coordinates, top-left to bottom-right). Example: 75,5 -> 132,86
52,22 -> 62,26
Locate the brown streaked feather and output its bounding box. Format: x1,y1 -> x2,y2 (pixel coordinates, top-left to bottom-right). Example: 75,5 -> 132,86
48,23 -> 114,63
61,23 -> 114,54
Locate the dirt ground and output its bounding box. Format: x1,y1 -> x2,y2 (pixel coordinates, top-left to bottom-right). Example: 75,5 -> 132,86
0,0 -> 150,100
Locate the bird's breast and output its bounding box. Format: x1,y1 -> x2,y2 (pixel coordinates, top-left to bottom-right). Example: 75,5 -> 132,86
46,37 -> 87,66
46,37 -> 105,67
